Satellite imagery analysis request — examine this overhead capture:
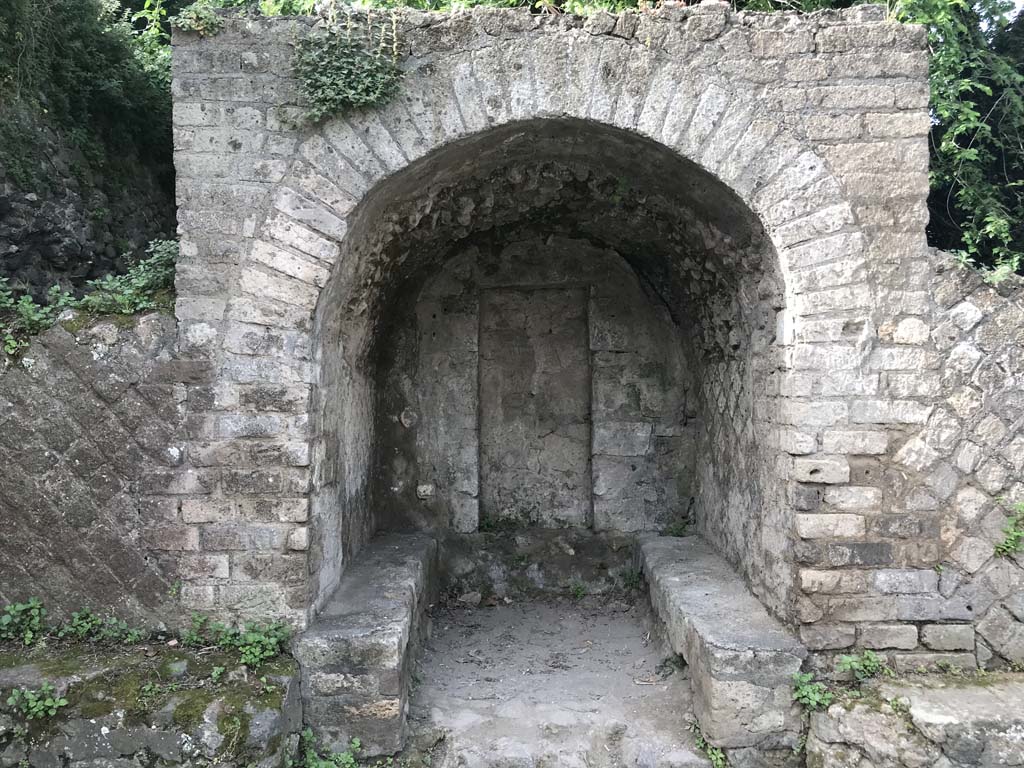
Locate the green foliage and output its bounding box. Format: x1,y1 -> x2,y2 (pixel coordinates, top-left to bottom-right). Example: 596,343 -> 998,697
78,240 -> 178,315
620,569 -> 642,591
292,728 -> 362,768
792,672 -> 834,710
0,599 -> 46,646
6,682 -> 68,721
569,581 -> 587,600
294,15 -> 402,124
173,0 -> 314,35
182,613 -> 291,668
898,0 -> 1024,280
0,598 -> 145,649
663,520 -> 691,537
995,501 -> 1024,556
1,239 -> 177,357
0,0 -> 172,180
837,649 -> 893,681
55,609 -> 146,645
687,720 -> 727,768
174,0 -> 230,34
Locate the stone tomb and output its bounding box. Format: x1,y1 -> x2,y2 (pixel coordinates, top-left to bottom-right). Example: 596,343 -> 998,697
2,2 -> 1023,764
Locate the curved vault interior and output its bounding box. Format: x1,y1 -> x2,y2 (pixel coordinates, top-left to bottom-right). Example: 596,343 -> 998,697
307,118 -> 793,618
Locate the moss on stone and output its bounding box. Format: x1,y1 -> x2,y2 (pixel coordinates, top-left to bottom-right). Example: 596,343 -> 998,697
171,687 -> 218,731
0,650 -> 22,669
37,647 -> 94,677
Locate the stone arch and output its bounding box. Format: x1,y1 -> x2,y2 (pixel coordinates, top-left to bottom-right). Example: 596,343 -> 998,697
171,6 -> 931,630
226,22 -> 870,621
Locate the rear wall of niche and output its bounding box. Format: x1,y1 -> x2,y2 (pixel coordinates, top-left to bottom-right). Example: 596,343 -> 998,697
371,231 -> 699,535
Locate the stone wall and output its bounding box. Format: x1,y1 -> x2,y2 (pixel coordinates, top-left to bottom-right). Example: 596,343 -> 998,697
373,233 -> 695,534
0,313 -> 184,620
166,5 -> 939,628
0,104 -> 174,300
798,256 -> 1024,670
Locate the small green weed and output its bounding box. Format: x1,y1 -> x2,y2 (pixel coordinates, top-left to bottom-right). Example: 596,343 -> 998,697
6,683 -> 68,720
291,728 -> 361,768
293,11 -> 402,124
791,672 -> 833,711
0,599 -> 46,646
995,502 -> 1024,557
182,613 -> 290,668
77,240 -> 177,315
1,240 -> 177,357
211,665 -> 226,683
687,720 -> 727,768
837,650 -> 893,681
569,581 -> 586,600
663,520 -> 690,537
621,569 -> 642,591
55,610 -> 145,645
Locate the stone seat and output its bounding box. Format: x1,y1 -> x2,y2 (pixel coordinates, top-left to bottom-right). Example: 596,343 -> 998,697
294,532 -> 438,755
639,535 -> 807,753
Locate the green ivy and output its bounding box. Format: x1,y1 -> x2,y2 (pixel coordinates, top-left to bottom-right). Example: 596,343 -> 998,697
293,15 -> 402,124
898,0 -> 1024,280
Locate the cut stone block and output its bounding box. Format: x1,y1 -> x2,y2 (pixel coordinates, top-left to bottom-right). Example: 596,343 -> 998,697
294,532 -> 438,756
639,535 -> 807,750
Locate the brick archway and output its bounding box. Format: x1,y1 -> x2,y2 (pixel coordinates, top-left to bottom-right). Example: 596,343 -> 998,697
170,5 -> 932,632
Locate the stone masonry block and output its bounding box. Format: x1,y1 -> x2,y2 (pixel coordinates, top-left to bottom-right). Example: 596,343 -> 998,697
791,456 -> 851,484
859,623 -> 918,650
796,514 -> 865,539
920,624 -> 975,651
641,537 -> 806,750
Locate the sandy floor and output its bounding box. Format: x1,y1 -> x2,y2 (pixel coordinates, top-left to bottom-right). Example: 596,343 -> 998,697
406,596 -> 708,768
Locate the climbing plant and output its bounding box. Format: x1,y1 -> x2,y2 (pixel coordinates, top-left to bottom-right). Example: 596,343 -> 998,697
897,0 -> 1023,281
293,8 -> 402,123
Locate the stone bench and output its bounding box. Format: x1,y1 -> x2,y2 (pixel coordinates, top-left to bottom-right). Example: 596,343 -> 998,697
294,532 -> 438,755
639,536 -> 807,755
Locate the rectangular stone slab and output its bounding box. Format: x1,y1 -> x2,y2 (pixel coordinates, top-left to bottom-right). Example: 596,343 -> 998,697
294,532 -> 438,756
639,535 -> 807,750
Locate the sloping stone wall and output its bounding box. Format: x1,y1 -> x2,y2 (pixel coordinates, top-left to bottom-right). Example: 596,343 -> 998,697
0,313 -> 185,620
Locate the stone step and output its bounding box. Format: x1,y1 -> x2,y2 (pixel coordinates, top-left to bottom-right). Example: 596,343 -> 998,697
294,532 -> 438,756
639,535 -> 807,754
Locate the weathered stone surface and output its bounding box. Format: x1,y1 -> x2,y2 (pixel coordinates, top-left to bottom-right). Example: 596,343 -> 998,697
294,533 -> 438,756
640,536 -> 806,749
0,646 -> 300,768
0,313 -> 186,622
808,673 -> 1024,768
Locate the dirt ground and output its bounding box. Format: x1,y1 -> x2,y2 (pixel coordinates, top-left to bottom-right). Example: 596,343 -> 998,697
405,595 -> 709,768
